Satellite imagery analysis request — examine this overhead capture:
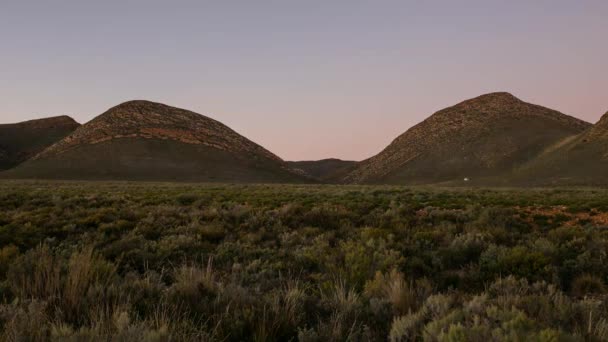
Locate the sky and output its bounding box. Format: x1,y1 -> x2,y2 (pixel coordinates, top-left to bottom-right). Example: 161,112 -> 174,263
1,1 -> 607,161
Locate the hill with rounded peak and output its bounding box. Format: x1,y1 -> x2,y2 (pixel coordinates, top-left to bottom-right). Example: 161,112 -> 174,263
287,158 -> 357,182
512,110 -> 608,185
0,116 -> 80,170
5,100 -> 308,183
342,92 -> 591,185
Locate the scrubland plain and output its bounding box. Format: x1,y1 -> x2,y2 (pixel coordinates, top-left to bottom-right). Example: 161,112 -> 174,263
1,181 -> 608,340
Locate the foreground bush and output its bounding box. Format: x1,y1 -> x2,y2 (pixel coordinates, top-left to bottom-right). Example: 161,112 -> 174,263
0,182 -> 607,340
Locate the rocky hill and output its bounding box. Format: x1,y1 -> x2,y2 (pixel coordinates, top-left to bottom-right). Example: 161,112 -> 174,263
5,100 -> 309,183
342,92 -> 591,185
0,116 -> 80,170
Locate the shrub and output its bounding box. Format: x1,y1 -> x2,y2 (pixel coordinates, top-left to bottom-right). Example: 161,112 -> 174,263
365,270 -> 418,315
0,244 -> 19,279
7,244 -> 61,300
389,309 -> 427,342
0,301 -> 49,341
571,274 -> 605,297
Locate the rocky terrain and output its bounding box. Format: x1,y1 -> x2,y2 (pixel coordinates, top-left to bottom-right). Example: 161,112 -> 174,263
5,100 -> 308,183
0,116 -> 80,170
342,92 -> 591,185
35,100 -> 283,162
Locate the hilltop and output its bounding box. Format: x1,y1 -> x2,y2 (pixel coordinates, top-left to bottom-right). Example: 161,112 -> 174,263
4,100 -> 308,183
342,92 -> 591,185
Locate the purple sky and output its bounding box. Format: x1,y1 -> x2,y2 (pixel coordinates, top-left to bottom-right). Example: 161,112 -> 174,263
1,1 -> 607,161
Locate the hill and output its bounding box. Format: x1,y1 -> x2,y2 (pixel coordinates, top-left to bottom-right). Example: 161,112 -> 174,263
512,110 -> 608,186
287,158 -> 357,181
4,100 -> 308,183
342,92 -> 591,185
0,116 -> 80,170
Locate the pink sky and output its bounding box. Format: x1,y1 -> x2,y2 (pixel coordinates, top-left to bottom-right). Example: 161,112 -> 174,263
1,1 -> 606,161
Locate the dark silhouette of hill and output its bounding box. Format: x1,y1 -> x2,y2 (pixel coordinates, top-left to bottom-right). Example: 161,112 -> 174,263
4,100 -> 309,183
287,158 -> 357,181
0,116 -> 80,170
342,92 -> 591,185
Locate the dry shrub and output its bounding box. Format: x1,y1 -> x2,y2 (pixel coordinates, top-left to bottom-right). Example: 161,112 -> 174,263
315,279 -> 363,341
172,257 -> 216,298
0,301 -> 49,342
571,274 -> 605,298
62,247 -> 118,321
7,244 -> 61,300
7,244 -> 123,329
365,269 -> 430,315
0,244 -> 19,278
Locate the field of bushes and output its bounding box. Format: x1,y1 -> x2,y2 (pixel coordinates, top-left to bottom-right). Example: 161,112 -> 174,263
1,181 -> 608,341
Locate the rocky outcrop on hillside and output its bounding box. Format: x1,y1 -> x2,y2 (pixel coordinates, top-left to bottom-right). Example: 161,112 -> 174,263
36,100 -> 282,163
8,100 -> 308,183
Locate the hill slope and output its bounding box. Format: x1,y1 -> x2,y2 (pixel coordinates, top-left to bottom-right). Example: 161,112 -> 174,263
512,110 -> 608,185
4,100 -> 308,183
287,158 -> 357,182
342,92 -> 591,185
0,116 -> 80,170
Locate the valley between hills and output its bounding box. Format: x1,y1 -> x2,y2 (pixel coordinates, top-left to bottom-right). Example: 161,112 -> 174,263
1,92 -> 607,186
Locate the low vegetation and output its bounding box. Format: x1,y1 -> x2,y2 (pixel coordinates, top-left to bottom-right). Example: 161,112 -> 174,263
1,181 -> 607,341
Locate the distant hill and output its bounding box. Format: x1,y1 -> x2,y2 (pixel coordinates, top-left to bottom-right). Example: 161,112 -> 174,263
512,110 -> 608,186
287,158 -> 357,181
0,116 -> 80,170
342,92 -> 591,185
4,100 -> 309,183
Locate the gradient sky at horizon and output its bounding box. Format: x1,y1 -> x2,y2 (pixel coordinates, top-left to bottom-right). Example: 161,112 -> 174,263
1,1 -> 607,161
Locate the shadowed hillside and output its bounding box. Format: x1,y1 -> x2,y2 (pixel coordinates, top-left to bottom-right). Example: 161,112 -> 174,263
342,92 -> 591,185
287,158 -> 357,181
0,116 -> 80,170
4,101 -> 309,183
512,110 -> 608,185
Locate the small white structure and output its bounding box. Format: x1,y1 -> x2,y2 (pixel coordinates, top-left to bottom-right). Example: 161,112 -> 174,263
464,177 -> 470,182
